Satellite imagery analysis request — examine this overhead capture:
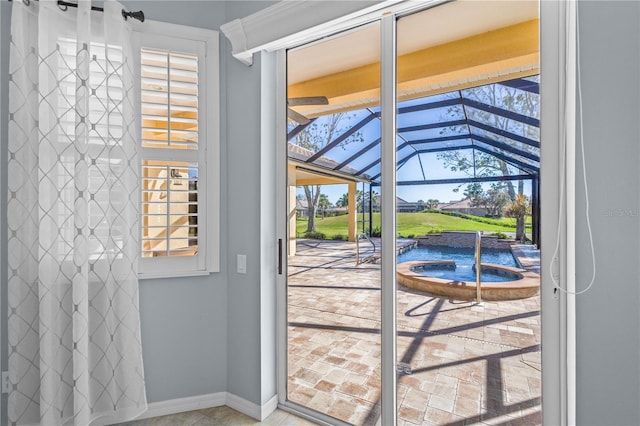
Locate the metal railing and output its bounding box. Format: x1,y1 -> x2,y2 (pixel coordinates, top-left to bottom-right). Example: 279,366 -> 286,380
355,233 -> 377,265
475,231 -> 483,305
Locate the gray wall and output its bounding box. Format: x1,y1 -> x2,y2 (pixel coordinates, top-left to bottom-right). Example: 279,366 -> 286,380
128,0 -> 280,408
124,0 -> 279,408
223,0 -> 278,407
575,2 -> 640,424
120,0 -> 232,405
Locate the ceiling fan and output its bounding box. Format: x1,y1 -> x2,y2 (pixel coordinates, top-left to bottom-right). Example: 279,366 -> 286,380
287,96 -> 329,125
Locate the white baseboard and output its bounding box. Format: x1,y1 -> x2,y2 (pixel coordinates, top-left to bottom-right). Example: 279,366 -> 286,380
260,394 -> 279,420
135,392 -> 226,421
134,392 -> 278,422
226,392 -> 278,421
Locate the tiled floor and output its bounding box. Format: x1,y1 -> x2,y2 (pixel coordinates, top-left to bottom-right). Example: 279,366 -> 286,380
287,239 -> 541,425
117,406 -> 317,425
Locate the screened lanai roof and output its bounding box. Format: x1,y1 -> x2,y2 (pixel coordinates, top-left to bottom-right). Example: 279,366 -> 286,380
287,75 -> 539,187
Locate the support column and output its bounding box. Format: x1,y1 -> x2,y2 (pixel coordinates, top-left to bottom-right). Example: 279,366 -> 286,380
288,165 -> 297,256
348,181 -> 357,242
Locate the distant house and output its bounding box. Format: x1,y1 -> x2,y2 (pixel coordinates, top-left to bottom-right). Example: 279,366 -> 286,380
361,195 -> 419,213
298,195 -> 426,216
437,199 -> 489,216
396,196 -> 420,213
296,199 -> 309,217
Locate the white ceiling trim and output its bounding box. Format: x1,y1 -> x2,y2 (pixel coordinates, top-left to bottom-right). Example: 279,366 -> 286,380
220,0 -> 445,66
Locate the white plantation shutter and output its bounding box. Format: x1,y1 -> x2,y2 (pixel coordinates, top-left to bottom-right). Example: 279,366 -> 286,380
141,161 -> 198,257
141,48 -> 200,258
135,24 -> 219,276
141,48 -> 199,150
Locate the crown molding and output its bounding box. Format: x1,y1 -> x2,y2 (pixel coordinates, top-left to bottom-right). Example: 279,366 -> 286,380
221,0 -> 442,66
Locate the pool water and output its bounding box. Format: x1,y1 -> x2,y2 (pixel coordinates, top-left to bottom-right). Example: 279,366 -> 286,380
413,264 -> 520,283
398,246 -> 520,283
397,246 -> 518,268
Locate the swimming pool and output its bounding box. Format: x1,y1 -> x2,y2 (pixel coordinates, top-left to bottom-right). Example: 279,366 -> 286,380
397,246 -> 519,268
396,245 -> 539,300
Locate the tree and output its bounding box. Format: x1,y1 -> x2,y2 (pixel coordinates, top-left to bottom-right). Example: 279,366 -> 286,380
416,200 -> 425,212
484,185 -> 511,217
356,189 -> 379,212
356,190 -> 365,211
463,183 -> 484,209
426,199 -> 440,210
335,193 -> 349,208
294,113 -> 363,232
317,193 -> 331,218
334,189 -> 379,211
505,193 -> 530,242
437,81 -> 538,237
463,183 -> 510,217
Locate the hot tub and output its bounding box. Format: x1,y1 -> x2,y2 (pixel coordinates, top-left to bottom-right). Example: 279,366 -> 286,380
396,260 -> 540,301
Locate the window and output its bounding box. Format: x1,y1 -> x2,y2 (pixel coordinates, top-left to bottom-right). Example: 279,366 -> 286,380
134,21 -> 220,277
53,37 -> 131,269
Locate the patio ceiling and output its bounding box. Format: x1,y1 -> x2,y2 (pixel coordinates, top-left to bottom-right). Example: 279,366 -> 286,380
288,1 -> 539,118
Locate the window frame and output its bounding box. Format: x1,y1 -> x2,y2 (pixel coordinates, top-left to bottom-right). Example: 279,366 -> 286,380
133,20 -> 220,278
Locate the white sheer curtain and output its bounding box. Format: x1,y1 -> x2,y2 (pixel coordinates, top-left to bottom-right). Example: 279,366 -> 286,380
7,1 -> 147,424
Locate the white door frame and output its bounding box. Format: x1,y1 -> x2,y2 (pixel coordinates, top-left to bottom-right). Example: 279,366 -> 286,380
272,2 -> 570,424
379,13 -> 398,426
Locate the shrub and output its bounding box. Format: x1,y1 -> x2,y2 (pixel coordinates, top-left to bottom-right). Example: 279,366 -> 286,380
490,232 -> 508,239
406,234 -> 415,239
423,209 -> 518,228
371,226 -> 382,237
427,228 -> 443,234
304,231 -> 326,240
331,234 -> 346,241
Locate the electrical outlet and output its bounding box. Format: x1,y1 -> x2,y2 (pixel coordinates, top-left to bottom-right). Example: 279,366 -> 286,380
2,371 -> 8,394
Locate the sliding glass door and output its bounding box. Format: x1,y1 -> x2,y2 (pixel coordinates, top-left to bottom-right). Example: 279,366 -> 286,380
280,2 -> 542,424
284,23 -> 382,425
394,3 -> 542,424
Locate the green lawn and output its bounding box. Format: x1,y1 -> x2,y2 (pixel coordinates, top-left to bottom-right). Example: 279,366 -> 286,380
297,211 -> 530,239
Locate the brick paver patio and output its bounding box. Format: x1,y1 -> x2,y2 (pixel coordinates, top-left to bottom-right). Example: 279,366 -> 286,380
287,239 -> 541,425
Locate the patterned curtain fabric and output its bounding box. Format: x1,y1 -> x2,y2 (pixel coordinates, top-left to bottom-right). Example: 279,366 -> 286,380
7,1 -> 147,424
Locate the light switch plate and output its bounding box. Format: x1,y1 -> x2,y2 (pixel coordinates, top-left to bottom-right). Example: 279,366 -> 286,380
237,254 -> 247,274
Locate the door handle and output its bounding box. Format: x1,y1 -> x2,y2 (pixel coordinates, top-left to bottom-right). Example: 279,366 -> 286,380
278,238 -> 283,275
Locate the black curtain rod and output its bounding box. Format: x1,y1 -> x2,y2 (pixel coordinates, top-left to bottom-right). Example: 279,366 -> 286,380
9,0 -> 145,22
